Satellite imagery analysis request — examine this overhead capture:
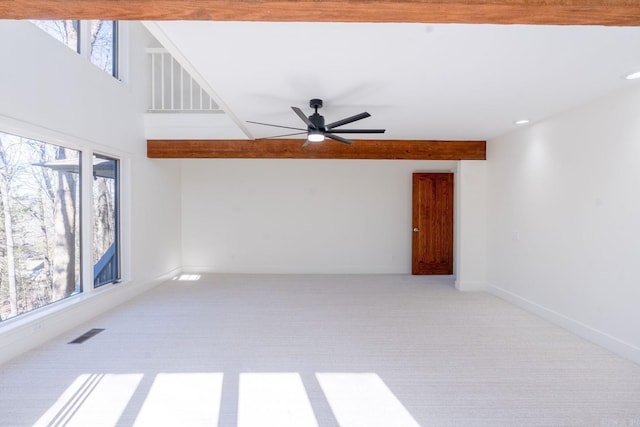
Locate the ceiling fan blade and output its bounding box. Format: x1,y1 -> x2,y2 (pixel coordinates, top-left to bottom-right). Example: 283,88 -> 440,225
327,129 -> 386,134
291,106 -> 316,129
247,120 -> 306,131
325,133 -> 353,145
256,132 -> 308,140
325,112 -> 371,130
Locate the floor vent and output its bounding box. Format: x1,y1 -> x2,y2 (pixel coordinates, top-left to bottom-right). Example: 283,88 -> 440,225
68,328 -> 105,344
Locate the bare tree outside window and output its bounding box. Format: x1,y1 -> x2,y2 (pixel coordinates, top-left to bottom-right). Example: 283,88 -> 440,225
89,20 -> 117,77
0,132 -> 80,321
30,20 -> 79,52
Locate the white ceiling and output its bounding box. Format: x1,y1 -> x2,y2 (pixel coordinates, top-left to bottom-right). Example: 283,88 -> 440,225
148,21 -> 640,141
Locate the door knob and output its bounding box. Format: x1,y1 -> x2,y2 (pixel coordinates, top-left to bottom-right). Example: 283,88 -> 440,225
413,227 -> 420,232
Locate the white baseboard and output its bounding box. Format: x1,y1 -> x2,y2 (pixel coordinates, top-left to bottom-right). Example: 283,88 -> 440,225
180,266 -> 411,274
487,283 -> 640,366
455,280 -> 487,291
0,267 -> 181,366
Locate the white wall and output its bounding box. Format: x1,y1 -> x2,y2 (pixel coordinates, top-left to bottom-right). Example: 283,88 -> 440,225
1,22 -> 135,152
125,23 -> 183,284
181,159 -> 464,274
486,85 -> 640,363
455,160 -> 487,291
0,21 -> 182,364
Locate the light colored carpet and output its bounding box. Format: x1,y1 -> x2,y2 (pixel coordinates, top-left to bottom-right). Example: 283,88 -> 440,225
0,274 -> 639,426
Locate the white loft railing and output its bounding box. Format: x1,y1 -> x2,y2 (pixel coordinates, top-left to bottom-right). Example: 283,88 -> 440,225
147,48 -> 221,113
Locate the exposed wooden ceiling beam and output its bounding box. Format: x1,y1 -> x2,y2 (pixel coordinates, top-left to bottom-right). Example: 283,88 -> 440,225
1,0 -> 640,25
147,139 -> 486,160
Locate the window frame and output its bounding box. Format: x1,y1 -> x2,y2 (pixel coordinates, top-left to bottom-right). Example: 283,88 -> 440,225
0,121 -> 125,323
92,153 -> 121,288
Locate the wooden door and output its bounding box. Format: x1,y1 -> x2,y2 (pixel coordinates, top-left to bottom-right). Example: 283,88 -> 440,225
412,173 -> 454,275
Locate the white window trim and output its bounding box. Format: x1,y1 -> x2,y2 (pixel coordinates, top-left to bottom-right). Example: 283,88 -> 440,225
0,114 -> 130,314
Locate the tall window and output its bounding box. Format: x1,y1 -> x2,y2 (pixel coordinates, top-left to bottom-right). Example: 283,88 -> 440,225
30,20 -> 79,51
0,132 -> 81,321
31,20 -> 118,78
93,155 -> 120,287
89,20 -> 117,77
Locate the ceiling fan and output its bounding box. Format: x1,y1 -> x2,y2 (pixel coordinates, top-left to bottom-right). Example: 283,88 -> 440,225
247,98 -> 385,146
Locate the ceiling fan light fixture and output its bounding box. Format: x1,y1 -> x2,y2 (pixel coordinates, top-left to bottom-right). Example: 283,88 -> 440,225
307,130 -> 325,142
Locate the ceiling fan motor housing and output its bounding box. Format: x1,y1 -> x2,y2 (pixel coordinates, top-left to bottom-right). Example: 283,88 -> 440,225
309,112 -> 325,130
308,99 -> 325,130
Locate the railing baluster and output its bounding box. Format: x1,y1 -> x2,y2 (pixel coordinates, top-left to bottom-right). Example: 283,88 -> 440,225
188,68 -> 192,110
161,53 -> 165,110
151,53 -> 156,110
170,57 -> 175,110
180,66 -> 184,110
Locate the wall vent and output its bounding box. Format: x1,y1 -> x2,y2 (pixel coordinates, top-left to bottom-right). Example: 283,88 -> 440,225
68,328 -> 105,344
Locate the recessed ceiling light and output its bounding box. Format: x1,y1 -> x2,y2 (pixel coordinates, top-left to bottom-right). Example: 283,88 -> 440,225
514,119 -> 530,125
624,71 -> 640,80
